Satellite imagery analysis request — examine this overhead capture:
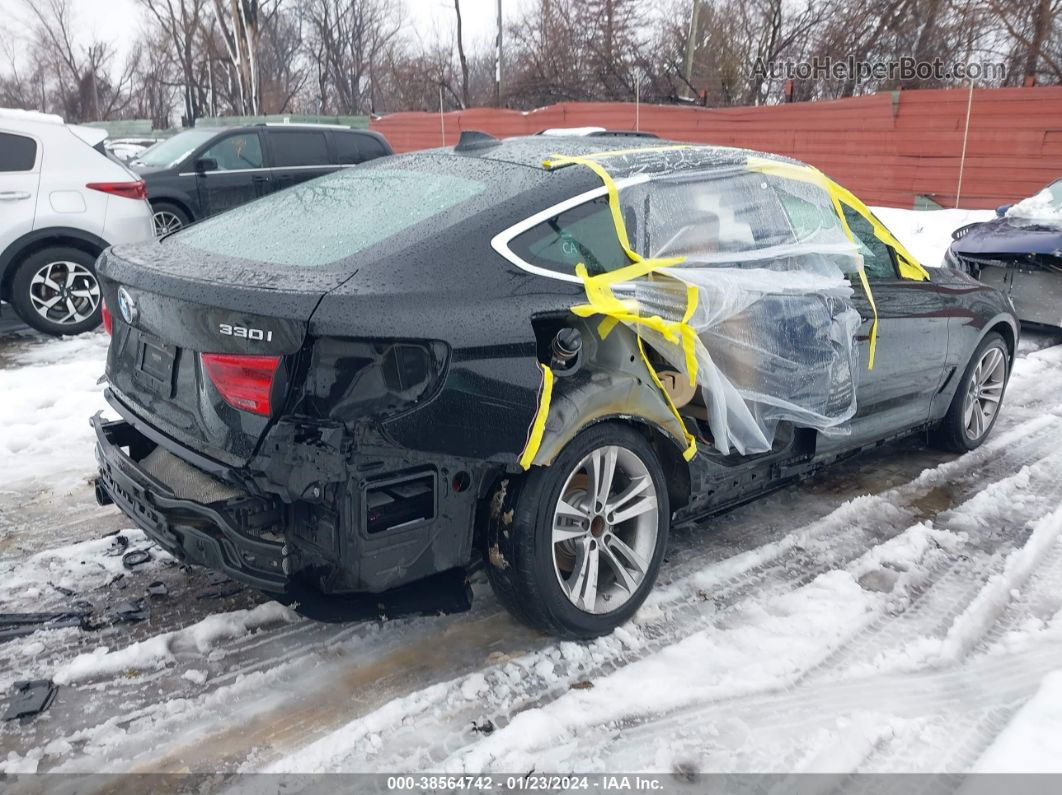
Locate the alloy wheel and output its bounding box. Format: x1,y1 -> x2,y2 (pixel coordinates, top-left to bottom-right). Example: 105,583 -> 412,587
153,210 -> 183,236
28,261 -> 101,327
963,345 -> 1006,440
551,445 -> 659,614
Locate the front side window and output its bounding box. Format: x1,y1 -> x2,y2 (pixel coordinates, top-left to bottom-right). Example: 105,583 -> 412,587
840,204 -> 897,280
508,196 -> 629,276
0,132 -> 37,171
132,130 -> 216,168
269,131 -> 330,167
201,133 -> 263,171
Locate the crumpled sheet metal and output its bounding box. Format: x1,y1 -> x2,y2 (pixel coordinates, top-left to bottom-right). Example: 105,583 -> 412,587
549,149 -> 867,456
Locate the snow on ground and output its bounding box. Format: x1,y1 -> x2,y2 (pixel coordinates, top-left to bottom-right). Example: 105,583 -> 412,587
870,206 -> 995,268
0,332 -> 109,493
3,209 -> 1062,780
975,669 -> 1062,772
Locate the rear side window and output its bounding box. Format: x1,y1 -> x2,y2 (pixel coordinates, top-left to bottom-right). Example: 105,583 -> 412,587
359,136 -> 389,160
201,133 -> 263,170
0,132 -> 37,171
270,130 -> 330,167
508,196 -> 629,276
334,133 -> 384,165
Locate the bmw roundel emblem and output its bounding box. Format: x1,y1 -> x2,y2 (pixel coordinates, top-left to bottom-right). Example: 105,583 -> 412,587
116,286 -> 137,325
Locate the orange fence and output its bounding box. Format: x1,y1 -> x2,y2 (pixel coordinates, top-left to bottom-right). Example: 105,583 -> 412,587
370,86 -> 1062,209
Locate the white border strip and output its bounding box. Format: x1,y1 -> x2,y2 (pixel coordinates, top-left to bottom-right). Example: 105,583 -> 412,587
490,173 -> 651,284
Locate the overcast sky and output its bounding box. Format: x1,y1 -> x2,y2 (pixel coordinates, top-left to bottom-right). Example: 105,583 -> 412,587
1,0 -> 530,67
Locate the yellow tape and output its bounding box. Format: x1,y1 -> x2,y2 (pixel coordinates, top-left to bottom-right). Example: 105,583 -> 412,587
856,267 -> 879,370
519,364 -> 554,470
746,156 -> 883,370
637,337 -> 698,461
830,184 -> 929,281
544,154 -> 641,261
546,151 -> 700,461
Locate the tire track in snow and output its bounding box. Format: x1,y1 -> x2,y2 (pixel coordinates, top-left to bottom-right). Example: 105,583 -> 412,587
257,413 -> 1062,774
497,476 -> 1062,777
801,450 -> 1062,682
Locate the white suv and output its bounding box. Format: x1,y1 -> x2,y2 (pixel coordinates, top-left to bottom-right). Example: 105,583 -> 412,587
0,109 -> 154,336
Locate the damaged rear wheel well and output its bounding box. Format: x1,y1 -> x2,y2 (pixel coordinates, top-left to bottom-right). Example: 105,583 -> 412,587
555,417 -> 691,512
630,420 -> 691,512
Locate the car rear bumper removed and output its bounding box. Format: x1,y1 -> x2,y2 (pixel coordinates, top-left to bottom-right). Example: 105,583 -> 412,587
91,414 -> 289,592
92,407 -> 489,597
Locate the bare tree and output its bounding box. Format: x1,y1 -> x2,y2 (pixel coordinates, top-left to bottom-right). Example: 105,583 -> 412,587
211,0 -> 284,114
454,0 -> 470,108
137,0 -> 210,124
19,0 -> 140,121
301,0 -> 402,114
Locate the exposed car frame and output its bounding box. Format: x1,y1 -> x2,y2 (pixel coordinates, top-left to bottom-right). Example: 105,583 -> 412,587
947,178 -> 1062,329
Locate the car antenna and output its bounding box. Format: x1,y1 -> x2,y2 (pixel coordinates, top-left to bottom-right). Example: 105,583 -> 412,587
454,130 -> 501,152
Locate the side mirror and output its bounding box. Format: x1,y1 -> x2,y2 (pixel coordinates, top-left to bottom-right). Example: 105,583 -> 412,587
195,157 -> 218,173
995,204 -> 1012,217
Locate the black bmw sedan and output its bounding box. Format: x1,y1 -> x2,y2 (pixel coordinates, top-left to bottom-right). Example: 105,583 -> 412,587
91,135 -> 1017,638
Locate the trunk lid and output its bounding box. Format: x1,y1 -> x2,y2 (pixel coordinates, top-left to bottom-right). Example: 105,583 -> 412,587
97,240 -> 352,466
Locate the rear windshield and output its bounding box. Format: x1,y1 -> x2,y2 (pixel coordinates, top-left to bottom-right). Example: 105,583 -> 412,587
173,166 -> 487,267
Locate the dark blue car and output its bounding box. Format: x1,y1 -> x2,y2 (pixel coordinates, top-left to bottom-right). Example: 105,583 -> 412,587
946,179 -> 1062,328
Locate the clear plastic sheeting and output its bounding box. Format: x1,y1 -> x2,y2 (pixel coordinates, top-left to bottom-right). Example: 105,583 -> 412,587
552,147 -> 867,456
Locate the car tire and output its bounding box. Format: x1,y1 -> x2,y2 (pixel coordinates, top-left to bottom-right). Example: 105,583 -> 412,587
932,331 -> 1010,453
151,201 -> 189,236
10,246 -> 103,336
484,423 -> 670,639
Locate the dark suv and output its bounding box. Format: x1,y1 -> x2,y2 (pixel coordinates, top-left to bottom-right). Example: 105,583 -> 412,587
128,124 -> 392,235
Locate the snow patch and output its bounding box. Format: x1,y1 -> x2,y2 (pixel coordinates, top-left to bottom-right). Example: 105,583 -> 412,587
870,206 -> 994,268
54,601 -> 297,684
974,669 -> 1062,772
0,332 -> 110,492
1006,188 -> 1062,226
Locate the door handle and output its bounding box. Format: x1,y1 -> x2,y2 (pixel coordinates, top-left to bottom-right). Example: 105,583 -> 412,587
0,191 -> 31,201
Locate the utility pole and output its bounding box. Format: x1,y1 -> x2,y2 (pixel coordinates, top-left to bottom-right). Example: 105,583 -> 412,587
682,0 -> 701,99
495,0 -> 504,106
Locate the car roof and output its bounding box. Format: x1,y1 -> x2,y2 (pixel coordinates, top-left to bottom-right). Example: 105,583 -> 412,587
191,124 -> 377,134
446,135 -> 803,179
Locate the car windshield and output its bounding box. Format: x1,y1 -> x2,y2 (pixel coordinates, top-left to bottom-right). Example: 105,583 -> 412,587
131,130 -> 216,168
173,166 -> 488,267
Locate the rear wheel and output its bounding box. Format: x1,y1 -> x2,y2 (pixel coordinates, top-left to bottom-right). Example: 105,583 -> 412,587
484,424 -> 669,639
933,332 -> 1010,452
10,246 -> 102,336
151,201 -> 189,236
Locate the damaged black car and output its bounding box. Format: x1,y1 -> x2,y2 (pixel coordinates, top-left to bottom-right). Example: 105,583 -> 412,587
92,135 -> 1018,638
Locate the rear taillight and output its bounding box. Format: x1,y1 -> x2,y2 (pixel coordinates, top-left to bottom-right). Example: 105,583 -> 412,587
101,299 -> 113,335
86,180 -> 147,200
201,353 -> 280,417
